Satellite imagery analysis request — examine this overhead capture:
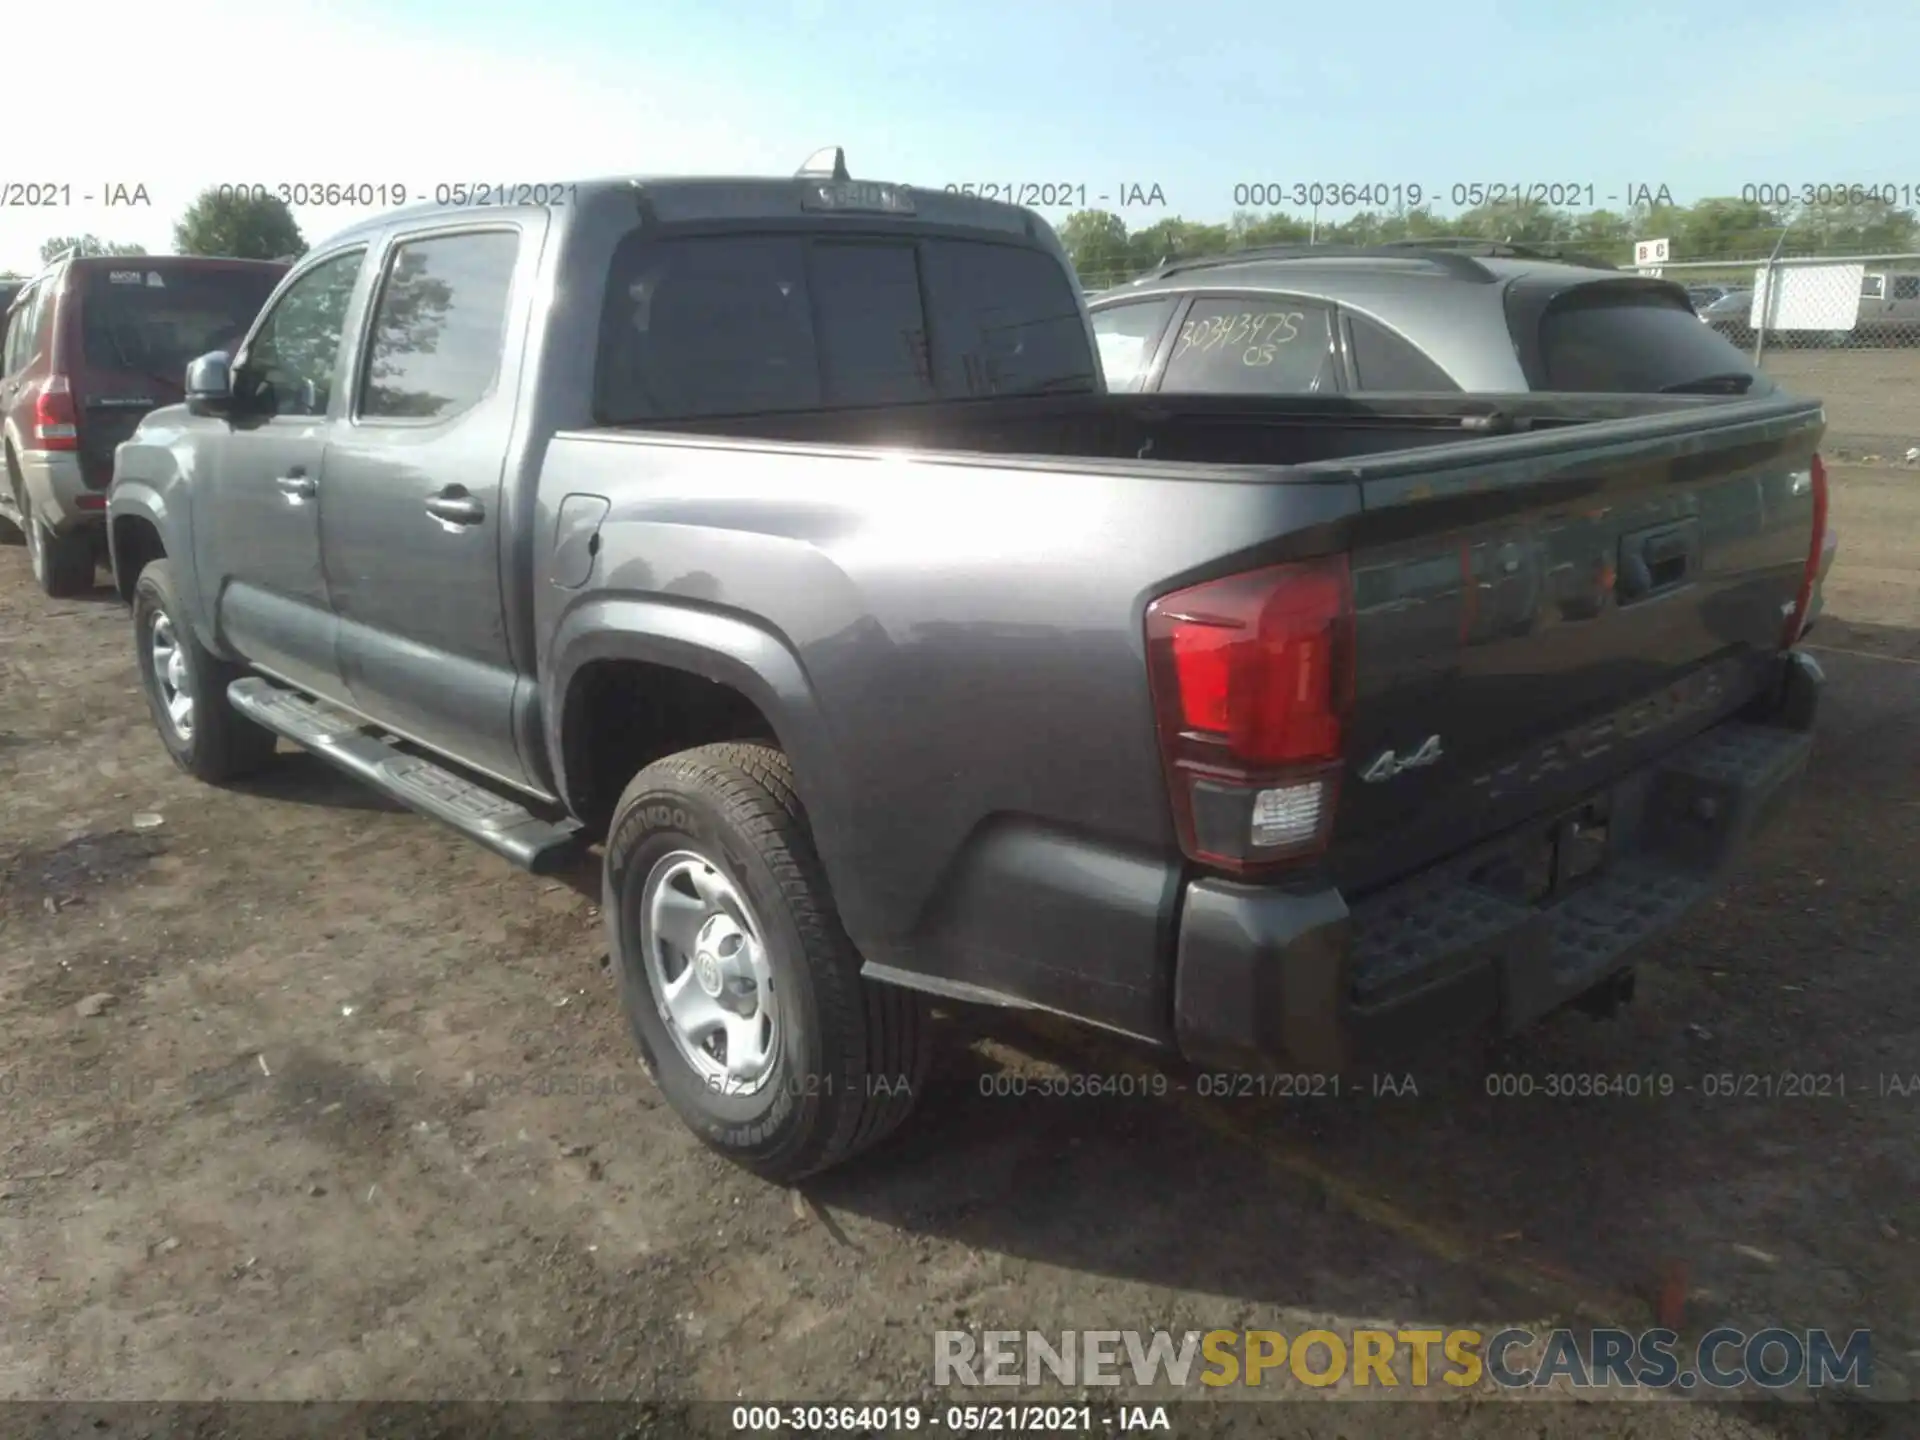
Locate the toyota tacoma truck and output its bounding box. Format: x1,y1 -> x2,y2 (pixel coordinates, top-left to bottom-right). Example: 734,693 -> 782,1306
106,156 -> 1831,1180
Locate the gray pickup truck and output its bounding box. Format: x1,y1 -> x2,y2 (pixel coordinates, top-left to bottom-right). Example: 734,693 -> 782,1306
107,159 -> 1830,1180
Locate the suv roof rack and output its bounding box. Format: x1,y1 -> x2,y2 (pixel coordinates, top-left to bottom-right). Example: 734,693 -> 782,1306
1143,244 -> 1504,284
1378,237 -> 1618,270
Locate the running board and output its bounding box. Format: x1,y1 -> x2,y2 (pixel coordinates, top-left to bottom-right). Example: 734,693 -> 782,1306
227,677 -> 585,875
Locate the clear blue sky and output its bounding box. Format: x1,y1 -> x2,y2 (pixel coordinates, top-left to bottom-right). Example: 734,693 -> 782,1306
3,0 -> 1912,271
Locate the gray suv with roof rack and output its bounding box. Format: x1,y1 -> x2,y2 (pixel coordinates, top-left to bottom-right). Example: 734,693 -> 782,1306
1088,240 -> 1774,399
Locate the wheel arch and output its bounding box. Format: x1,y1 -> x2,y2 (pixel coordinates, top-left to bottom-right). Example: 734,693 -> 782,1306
545,595 -> 868,933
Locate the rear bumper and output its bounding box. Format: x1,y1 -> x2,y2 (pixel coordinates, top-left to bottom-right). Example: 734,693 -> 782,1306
1172,650 -> 1824,1073
15,448 -> 99,535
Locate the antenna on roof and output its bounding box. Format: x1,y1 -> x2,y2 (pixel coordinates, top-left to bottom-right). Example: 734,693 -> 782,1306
797,147 -> 850,181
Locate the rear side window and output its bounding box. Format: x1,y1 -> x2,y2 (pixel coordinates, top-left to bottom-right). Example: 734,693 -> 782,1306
359,230 -> 520,421
593,232 -> 1094,422
79,265 -> 282,384
6,282 -> 54,376
1894,275 -> 1920,301
1159,296 -> 1337,394
1534,287 -> 1767,393
1346,312 -> 1459,392
2,289 -> 34,374
1090,299 -> 1177,392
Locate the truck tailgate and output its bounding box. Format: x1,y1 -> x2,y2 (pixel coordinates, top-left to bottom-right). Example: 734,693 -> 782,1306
1329,396 -> 1825,895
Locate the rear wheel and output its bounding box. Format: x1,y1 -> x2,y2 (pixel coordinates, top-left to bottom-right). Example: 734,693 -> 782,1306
1,452 -> 24,544
132,558 -> 279,783
23,491 -> 95,598
605,742 -> 931,1180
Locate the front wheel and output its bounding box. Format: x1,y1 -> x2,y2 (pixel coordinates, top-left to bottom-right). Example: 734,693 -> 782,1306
132,559 -> 279,783
605,743 -> 931,1180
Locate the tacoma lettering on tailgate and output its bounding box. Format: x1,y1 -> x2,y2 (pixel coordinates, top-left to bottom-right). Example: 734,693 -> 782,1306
1467,662 -> 1731,806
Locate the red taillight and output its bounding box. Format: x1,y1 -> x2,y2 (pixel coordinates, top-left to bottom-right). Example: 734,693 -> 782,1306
1145,556 -> 1354,875
33,376 -> 78,451
1781,453 -> 1828,648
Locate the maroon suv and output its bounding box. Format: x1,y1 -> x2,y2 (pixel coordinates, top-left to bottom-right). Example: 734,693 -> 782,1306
1,254 -> 287,595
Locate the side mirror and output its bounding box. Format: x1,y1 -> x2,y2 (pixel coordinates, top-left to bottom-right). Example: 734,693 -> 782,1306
184,351 -> 235,417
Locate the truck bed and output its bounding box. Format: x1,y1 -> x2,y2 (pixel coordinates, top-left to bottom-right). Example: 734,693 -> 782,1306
541,386 -> 1825,1052
606,388 -> 1769,471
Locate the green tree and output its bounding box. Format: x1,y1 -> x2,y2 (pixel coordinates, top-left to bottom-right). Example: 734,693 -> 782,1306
1229,210 -> 1312,246
40,234 -> 146,263
1788,197 -> 1916,255
1125,218 -> 1230,273
1564,209 -> 1635,261
1448,199 -> 1567,244
1056,209 -> 1131,283
1322,207 -> 1455,245
1668,197 -> 1786,259
1045,194 -> 1919,292
173,187 -> 307,261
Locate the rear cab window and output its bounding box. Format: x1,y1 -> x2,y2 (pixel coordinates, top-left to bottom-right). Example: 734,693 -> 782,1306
1522,281 -> 1772,395
593,232 -> 1095,422
78,263 -> 284,386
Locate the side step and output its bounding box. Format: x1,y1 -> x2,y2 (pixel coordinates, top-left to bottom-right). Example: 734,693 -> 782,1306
227,677 -> 586,875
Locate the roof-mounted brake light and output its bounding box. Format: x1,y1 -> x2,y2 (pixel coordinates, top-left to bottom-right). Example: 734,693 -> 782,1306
796,147 -> 851,181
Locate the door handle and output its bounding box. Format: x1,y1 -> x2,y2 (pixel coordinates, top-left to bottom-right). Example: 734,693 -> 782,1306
1617,519 -> 1700,602
275,470 -> 316,502
425,489 -> 485,527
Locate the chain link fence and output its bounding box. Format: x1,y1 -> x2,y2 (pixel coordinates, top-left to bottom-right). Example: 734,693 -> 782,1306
1077,251 -> 1920,466
1652,254 -> 1920,464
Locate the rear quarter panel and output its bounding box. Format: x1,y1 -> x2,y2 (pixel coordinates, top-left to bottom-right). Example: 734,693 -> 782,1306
535,432 -> 1358,1035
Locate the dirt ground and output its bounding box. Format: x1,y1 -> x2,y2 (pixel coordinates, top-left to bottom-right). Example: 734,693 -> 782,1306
1760,350 -> 1920,462
2,463 -> 1917,1440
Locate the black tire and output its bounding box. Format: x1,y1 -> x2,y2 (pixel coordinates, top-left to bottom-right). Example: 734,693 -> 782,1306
605,742 -> 930,1180
23,491 -> 96,598
1,453 -> 25,545
132,558 -> 279,784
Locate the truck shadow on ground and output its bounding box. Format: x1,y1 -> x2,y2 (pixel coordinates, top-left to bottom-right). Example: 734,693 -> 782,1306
803,630 -> 1918,1414
229,749 -> 409,814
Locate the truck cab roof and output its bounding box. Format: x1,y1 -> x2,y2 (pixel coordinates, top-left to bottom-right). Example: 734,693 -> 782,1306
320,174 -> 1050,252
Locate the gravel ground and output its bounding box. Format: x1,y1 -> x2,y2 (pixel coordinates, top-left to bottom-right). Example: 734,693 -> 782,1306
1761,349 -> 1920,462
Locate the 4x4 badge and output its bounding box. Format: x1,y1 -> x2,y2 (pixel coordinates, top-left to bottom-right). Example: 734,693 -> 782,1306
1360,735 -> 1444,783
